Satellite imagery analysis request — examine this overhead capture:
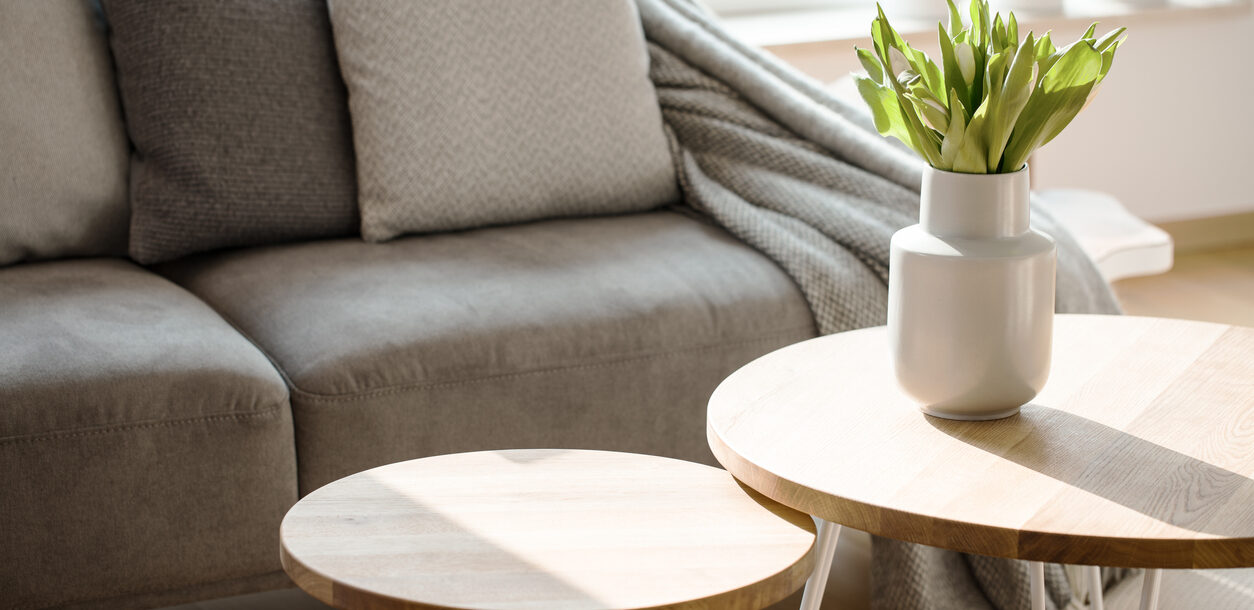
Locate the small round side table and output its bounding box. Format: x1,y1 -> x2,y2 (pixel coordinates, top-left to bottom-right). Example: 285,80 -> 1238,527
707,315 -> 1254,610
280,449 -> 817,609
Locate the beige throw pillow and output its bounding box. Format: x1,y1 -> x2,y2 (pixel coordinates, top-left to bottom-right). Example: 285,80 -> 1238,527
329,0 -> 679,242
0,0 -> 129,266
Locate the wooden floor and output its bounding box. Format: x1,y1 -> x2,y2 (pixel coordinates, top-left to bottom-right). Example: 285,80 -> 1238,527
1112,245 -> 1254,327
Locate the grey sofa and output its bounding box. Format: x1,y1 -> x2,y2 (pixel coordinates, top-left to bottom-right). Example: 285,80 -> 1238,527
0,2 -> 819,608
2,218 -> 816,610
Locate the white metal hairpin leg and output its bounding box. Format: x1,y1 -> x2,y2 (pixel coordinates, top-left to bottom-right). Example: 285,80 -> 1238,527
1086,565 -> 1105,610
1030,561 -> 1047,610
1138,569 -> 1162,610
798,519 -> 841,610
1032,563 -> 1159,610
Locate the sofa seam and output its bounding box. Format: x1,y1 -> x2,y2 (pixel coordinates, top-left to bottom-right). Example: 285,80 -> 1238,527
176,294 -> 303,398
291,325 -> 816,404
0,405 -> 285,447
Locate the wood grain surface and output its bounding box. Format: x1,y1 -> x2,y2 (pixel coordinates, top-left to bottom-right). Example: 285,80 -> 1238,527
280,449 -> 816,610
707,315 -> 1254,569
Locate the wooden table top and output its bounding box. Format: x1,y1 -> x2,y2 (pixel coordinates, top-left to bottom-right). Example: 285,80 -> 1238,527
707,315 -> 1254,569
280,449 -> 816,610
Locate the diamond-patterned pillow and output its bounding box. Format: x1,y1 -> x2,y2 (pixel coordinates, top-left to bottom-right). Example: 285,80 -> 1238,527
329,0 -> 679,242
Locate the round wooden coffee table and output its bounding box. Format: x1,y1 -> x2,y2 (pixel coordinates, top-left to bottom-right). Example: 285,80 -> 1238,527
280,449 -> 816,609
707,315 -> 1254,610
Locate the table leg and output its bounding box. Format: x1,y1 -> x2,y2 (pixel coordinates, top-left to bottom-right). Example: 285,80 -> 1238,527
1029,561 -> 1046,610
798,519 -> 841,610
1138,569 -> 1162,610
1086,565 -> 1104,610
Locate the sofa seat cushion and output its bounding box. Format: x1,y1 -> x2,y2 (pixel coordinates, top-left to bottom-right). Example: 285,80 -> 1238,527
161,211 -> 816,492
0,259 -> 296,609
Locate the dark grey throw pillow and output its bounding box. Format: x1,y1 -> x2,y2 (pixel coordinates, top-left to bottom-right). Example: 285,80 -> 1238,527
102,0 -> 358,264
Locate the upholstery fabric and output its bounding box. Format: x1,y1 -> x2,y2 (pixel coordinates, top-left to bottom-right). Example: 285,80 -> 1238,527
0,0 -> 129,266
160,211 -> 815,491
102,0 -> 358,264
1105,568 -> 1254,609
0,260 -> 297,609
329,0 -> 679,242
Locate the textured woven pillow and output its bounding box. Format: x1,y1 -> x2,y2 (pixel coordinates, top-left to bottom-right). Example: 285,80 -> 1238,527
329,0 -> 679,242
0,0 -> 129,266
103,0 -> 358,264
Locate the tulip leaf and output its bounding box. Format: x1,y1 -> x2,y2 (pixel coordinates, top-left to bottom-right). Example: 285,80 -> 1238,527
986,33 -> 1036,171
970,0 -> 991,50
954,111 -> 988,174
1035,32 -> 1055,64
856,75 -> 941,165
940,89 -> 969,170
1095,27 -> 1126,52
855,75 -> 910,142
946,0 -> 965,37
1098,44 -> 1115,82
856,47 -> 885,83
870,17 -> 892,77
876,5 -> 914,61
1001,42 -> 1103,171
869,9 -> 944,167
991,13 -> 1007,53
912,48 -> 946,102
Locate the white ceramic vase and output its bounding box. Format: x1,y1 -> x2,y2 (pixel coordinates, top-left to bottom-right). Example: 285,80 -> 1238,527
887,165 -> 1056,420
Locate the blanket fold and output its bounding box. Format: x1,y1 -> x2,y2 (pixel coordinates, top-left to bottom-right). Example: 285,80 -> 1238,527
637,0 -> 1124,607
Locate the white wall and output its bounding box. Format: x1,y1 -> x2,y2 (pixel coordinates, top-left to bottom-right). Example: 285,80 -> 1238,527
1029,9 -> 1254,222
760,5 -> 1254,222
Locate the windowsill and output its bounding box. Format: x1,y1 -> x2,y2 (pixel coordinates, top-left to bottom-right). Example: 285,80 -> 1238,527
718,0 -> 1250,49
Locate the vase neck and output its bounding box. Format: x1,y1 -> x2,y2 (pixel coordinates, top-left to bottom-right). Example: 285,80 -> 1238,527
920,166 -> 1031,239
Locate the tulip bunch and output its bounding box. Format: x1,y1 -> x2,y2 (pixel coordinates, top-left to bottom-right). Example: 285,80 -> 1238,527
854,0 -> 1125,174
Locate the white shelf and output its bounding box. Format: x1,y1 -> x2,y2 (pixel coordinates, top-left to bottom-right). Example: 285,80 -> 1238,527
1036,189 -> 1174,282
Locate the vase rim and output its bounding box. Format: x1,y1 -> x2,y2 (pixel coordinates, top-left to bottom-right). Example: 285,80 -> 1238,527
925,164 -> 1029,177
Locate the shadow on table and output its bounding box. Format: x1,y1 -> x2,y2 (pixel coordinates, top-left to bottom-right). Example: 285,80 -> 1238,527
926,403 -> 1254,540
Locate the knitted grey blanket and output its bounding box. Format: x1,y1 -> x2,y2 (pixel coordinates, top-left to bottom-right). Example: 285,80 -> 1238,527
637,0 -> 1123,608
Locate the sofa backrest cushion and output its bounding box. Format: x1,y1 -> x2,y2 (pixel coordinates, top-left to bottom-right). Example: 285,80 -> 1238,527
102,0 -> 359,264
329,0 -> 680,242
0,0 -> 130,267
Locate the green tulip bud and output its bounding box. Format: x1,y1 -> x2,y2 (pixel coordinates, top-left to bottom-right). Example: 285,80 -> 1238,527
912,95 -> 950,132
889,47 -> 913,80
955,42 -> 976,85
